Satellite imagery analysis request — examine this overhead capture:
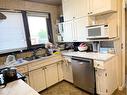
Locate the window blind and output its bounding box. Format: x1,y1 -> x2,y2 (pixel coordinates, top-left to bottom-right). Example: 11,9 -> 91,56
0,12 -> 27,54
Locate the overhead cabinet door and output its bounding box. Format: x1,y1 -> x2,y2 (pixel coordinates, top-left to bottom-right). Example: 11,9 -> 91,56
89,0 -> 117,15
63,17 -> 88,42
74,0 -> 89,19
62,0 -> 75,21
74,17 -> 88,42
62,0 -> 88,21
63,21 -> 74,42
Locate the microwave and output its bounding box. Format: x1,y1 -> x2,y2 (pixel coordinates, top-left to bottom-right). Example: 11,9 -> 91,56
86,25 -> 114,39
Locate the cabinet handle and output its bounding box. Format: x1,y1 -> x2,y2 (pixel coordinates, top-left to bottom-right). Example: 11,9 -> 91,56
90,12 -> 93,14
105,73 -> 108,77
42,67 -> 45,70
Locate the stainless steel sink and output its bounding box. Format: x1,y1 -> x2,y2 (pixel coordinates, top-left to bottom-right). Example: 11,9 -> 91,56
23,55 -> 51,61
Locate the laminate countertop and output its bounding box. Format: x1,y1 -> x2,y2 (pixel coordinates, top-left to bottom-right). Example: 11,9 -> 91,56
0,79 -> 40,95
62,51 -> 115,61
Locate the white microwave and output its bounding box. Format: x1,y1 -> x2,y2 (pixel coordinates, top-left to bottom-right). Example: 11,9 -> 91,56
86,25 -> 111,39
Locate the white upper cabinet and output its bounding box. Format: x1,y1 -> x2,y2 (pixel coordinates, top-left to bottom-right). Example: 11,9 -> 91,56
62,0 -> 74,21
62,0 -> 88,21
74,0 -> 88,19
88,0 -> 117,15
62,0 -> 117,20
63,20 -> 74,42
74,17 -> 89,42
63,17 -> 88,42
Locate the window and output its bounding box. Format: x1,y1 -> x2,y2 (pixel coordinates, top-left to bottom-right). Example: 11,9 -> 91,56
0,11 -> 53,54
0,12 -> 27,54
27,12 -> 50,46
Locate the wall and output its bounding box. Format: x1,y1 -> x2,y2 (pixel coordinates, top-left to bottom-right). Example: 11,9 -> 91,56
0,0 -> 60,65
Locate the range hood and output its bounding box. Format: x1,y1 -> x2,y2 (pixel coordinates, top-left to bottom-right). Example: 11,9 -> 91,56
0,12 -> 6,19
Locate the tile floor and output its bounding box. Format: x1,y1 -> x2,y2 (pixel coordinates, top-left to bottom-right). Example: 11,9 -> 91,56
40,81 -> 126,95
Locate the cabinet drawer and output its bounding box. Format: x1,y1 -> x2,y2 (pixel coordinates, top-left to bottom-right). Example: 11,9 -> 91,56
16,65 -> 28,73
94,60 -> 105,69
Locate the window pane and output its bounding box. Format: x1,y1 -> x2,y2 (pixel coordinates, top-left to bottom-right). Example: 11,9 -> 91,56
0,12 -> 27,54
27,16 -> 49,45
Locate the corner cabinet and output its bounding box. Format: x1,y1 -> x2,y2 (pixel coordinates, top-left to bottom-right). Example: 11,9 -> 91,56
63,17 -> 88,42
88,0 -> 117,15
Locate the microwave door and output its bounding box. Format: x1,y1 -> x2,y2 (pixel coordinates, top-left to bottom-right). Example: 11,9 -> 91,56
88,27 -> 102,38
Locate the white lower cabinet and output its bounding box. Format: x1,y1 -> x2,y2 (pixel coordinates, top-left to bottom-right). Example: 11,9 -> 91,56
57,62 -> 64,81
45,64 -> 59,87
29,63 -> 61,92
96,69 -> 108,95
94,57 -> 117,95
63,62 -> 73,83
29,68 -> 46,92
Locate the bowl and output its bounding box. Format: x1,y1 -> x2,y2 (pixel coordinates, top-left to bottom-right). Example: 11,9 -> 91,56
78,46 -> 88,52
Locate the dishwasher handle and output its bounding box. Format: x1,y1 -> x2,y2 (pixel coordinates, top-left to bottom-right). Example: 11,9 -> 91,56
71,57 -> 93,63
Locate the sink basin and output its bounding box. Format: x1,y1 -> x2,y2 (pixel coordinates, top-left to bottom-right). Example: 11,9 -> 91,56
23,55 -> 51,61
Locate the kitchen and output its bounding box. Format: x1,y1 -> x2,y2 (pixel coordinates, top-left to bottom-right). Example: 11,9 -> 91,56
0,0 -> 126,95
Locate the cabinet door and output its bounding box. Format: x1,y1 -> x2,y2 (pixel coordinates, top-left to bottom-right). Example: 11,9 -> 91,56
96,69 -> 108,95
45,64 -> 59,87
62,0 -> 74,21
90,0 -> 117,15
57,62 -> 64,81
63,62 -> 73,83
74,0 -> 89,18
62,0 -> 88,21
74,17 -> 89,42
63,21 -> 74,42
29,68 -> 46,92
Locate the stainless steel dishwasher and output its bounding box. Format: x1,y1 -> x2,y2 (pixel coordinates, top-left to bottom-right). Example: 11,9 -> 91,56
71,57 -> 96,94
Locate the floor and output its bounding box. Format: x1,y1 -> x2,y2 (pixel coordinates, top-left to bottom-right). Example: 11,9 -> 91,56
40,81 -> 126,95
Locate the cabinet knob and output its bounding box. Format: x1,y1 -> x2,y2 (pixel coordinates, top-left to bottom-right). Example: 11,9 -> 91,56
42,67 -> 45,70
90,12 -> 93,14
97,64 -> 100,66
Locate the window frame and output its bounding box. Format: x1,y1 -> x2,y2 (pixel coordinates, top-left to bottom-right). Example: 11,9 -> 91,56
22,11 -> 53,50
0,10 -> 53,55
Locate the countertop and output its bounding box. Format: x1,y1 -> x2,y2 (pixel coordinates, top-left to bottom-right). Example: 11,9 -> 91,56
0,54 -> 62,69
0,79 -> 40,95
62,51 -> 115,61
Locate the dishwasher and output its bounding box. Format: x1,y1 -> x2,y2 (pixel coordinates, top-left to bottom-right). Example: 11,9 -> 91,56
71,57 -> 96,94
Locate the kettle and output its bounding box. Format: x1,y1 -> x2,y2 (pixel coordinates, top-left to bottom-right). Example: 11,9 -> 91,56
1,67 -> 17,83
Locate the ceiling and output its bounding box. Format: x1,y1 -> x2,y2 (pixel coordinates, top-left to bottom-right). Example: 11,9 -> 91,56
24,0 -> 62,5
